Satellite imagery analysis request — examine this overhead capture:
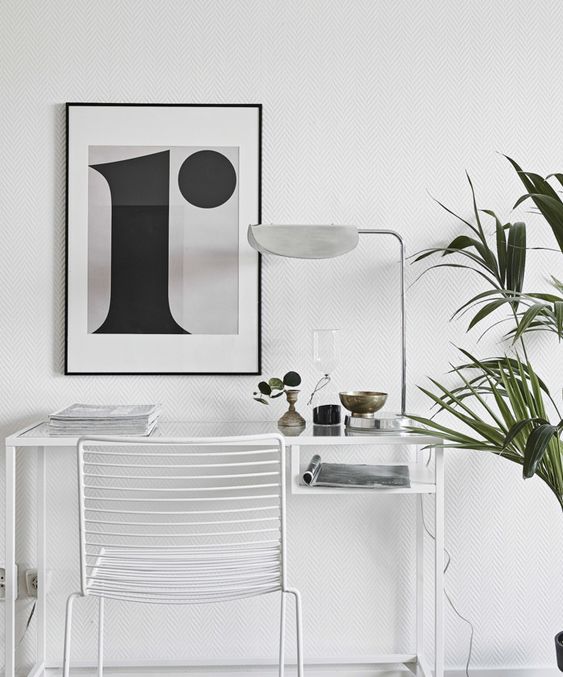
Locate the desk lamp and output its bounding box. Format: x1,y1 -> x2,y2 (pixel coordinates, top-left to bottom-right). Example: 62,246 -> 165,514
248,224 -> 412,432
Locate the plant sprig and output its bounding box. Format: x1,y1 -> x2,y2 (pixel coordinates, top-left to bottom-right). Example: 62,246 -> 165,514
253,371 -> 302,405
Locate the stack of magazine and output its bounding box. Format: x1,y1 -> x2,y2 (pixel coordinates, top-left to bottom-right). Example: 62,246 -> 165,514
303,454 -> 410,488
48,404 -> 160,436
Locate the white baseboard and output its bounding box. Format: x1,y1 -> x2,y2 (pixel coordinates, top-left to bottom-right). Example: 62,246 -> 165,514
42,665 -> 562,677
448,670 -> 559,677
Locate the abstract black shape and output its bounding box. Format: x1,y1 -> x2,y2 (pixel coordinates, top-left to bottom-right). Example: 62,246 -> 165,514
178,150 -> 237,208
90,150 -> 189,334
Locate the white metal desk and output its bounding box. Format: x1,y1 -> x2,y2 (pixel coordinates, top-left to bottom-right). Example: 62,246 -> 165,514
5,420 -> 444,677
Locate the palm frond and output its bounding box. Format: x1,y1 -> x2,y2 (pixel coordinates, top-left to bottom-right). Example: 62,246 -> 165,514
507,155 -> 563,253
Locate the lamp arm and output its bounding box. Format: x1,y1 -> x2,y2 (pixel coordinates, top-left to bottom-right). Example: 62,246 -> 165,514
358,229 -> 407,416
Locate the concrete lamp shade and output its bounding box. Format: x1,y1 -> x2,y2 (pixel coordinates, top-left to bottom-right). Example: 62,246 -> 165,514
247,224 -> 359,259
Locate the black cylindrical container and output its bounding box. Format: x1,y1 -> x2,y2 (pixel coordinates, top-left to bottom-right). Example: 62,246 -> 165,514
313,404 -> 341,426
555,631 -> 563,671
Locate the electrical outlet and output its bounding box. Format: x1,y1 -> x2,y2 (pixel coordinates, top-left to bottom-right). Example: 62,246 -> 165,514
0,566 -> 29,600
24,569 -> 50,598
25,569 -> 38,597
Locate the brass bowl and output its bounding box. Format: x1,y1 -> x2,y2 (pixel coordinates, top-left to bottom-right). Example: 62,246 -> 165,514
339,391 -> 388,415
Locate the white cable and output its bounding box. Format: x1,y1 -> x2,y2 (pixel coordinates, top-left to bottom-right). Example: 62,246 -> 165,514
0,600 -> 38,676
420,449 -> 474,676
17,601 -> 36,646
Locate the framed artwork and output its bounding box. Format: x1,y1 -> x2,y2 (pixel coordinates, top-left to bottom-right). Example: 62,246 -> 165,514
65,103 -> 261,374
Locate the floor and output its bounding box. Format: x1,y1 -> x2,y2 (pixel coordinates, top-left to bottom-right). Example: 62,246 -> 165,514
40,668 -> 562,677
43,670 -> 418,677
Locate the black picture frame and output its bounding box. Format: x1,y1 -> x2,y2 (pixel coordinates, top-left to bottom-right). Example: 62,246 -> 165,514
65,103 -> 262,375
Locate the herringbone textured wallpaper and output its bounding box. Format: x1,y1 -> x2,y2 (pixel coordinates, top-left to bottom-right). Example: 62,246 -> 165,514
1,0 -> 563,672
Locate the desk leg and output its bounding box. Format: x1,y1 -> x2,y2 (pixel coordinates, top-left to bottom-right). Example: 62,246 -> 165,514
290,445 -> 300,493
36,447 -> 47,673
434,447 -> 445,677
415,447 -> 425,661
5,445 -> 16,677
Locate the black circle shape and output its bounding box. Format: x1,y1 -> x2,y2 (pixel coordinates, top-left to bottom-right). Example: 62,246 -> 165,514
178,150 -> 237,209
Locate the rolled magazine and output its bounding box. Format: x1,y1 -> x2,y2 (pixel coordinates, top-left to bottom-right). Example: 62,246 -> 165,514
303,454 -> 410,488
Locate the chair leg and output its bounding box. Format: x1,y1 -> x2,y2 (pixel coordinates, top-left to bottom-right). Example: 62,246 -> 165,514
97,596 -> 104,677
279,591 -> 286,676
63,593 -> 82,677
286,588 -> 304,676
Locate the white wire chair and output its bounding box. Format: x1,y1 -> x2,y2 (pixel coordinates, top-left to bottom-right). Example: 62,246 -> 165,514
63,433 -> 304,676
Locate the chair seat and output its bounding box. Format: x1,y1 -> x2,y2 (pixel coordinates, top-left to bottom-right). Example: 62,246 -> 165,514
85,544 -> 282,604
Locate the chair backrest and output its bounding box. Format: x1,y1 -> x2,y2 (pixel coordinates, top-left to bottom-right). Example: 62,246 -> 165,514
76,434 -> 286,605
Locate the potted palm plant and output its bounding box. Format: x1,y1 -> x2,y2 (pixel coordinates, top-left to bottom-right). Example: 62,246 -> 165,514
409,157 -> 563,666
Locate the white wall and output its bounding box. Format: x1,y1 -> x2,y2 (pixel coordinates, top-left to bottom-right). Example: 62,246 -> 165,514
1,0 -> 563,672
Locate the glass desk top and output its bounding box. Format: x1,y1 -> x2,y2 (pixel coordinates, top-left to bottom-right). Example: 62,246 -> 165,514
6,420 -> 441,447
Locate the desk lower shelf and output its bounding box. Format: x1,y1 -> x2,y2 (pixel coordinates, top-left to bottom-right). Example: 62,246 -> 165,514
293,482 -> 436,495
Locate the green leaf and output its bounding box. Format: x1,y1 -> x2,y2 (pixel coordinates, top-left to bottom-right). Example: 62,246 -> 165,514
500,362 -> 527,421
408,414 -> 485,445
505,156 -> 536,194
258,381 -> 271,396
466,173 -> 483,233
546,173 -> 563,186
523,424 -> 558,478
555,301 -> 563,340
253,397 -> 269,405
552,276 -> 563,294
453,352 -> 551,395
460,176 -> 499,276
467,300 -> 507,331
414,263 -> 501,290
504,417 -> 547,451
506,222 -> 526,299
527,358 -> 556,421
422,380 -> 506,446
527,292 -> 563,303
429,195 -> 481,237
450,364 -> 506,430
481,210 -> 508,286
412,248 -> 443,263
268,378 -> 284,390
452,289 -> 508,320
283,371 -> 302,387
487,375 -> 518,432
508,157 -> 563,246
513,303 -> 549,342
441,235 -> 479,256
524,171 -> 561,198
416,245 -> 500,273
515,355 -> 537,415
513,193 -> 563,249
